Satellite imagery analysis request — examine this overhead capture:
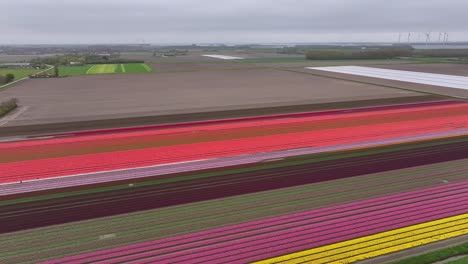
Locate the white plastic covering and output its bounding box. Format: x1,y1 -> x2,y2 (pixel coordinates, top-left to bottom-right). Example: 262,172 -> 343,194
202,54 -> 244,60
308,66 -> 468,91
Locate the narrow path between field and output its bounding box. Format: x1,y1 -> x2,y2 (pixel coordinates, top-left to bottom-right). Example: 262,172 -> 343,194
433,255 -> 468,264
356,234 -> 468,264
0,106 -> 29,126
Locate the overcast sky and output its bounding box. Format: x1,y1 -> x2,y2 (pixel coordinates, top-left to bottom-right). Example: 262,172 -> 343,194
2,0 -> 468,44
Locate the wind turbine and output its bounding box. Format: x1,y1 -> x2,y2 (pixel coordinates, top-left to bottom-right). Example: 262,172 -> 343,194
398,33 -> 402,43
407,32 -> 411,43
441,32 -> 448,46
425,32 -> 431,46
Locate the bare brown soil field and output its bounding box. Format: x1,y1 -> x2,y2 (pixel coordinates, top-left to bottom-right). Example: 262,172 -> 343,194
121,51 -> 219,63
149,62 -> 261,73
120,50 -> 302,64
296,66 -> 468,99
0,68 -> 423,127
375,63 -> 468,77
221,51 -> 304,59
0,95 -> 440,137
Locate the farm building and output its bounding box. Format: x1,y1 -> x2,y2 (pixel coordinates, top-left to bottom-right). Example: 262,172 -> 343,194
69,61 -> 84,66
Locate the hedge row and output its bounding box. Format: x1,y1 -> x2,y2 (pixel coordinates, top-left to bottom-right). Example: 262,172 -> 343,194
0,98 -> 18,118
306,49 -> 413,60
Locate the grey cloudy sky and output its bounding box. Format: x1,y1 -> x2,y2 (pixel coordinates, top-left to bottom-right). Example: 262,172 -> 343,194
2,0 -> 468,44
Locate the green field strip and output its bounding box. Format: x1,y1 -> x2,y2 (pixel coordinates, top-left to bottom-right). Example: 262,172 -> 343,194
58,63 -> 152,77
86,64 -> 118,74
122,63 -> 153,73
58,65 -> 92,77
114,64 -> 123,73
448,255 -> 468,264
390,241 -> 468,264
2,159 -> 467,262
3,135 -> 466,206
85,65 -> 96,74
142,63 -> 152,72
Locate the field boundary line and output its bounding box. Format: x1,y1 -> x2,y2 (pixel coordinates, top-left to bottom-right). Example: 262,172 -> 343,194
120,64 -> 126,73
0,106 -> 30,126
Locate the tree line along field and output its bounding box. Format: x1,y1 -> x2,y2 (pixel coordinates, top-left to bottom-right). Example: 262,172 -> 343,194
58,63 -> 153,77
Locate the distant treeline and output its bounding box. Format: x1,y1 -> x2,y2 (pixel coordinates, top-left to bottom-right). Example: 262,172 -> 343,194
31,55 -> 85,66
31,54 -> 145,66
413,49 -> 468,58
88,59 -> 145,64
306,48 -> 413,60
0,98 -> 18,117
0,74 -> 15,84
279,45 -> 414,55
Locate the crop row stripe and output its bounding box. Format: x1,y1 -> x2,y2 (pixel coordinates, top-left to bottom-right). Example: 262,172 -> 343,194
255,213 -> 468,263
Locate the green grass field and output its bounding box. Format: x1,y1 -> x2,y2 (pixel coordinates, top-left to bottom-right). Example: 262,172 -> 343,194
58,63 -> 153,77
86,64 -> 119,74
0,68 -> 43,80
58,65 -> 93,76
391,241 -> 468,264
122,63 -> 153,73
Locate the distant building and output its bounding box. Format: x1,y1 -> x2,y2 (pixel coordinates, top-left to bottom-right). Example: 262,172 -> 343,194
69,61 -> 84,66
0,63 -> 32,68
29,73 -> 56,78
96,53 -> 111,59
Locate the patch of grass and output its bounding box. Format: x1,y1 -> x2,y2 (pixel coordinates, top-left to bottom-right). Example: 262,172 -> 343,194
448,255 -> 468,264
0,68 -> 42,80
86,64 -> 118,74
58,65 -> 92,76
0,98 -> 18,118
123,63 -> 153,73
390,241 -> 468,264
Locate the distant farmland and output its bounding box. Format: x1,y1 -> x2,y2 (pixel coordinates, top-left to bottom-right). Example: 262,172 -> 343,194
58,63 -> 153,77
